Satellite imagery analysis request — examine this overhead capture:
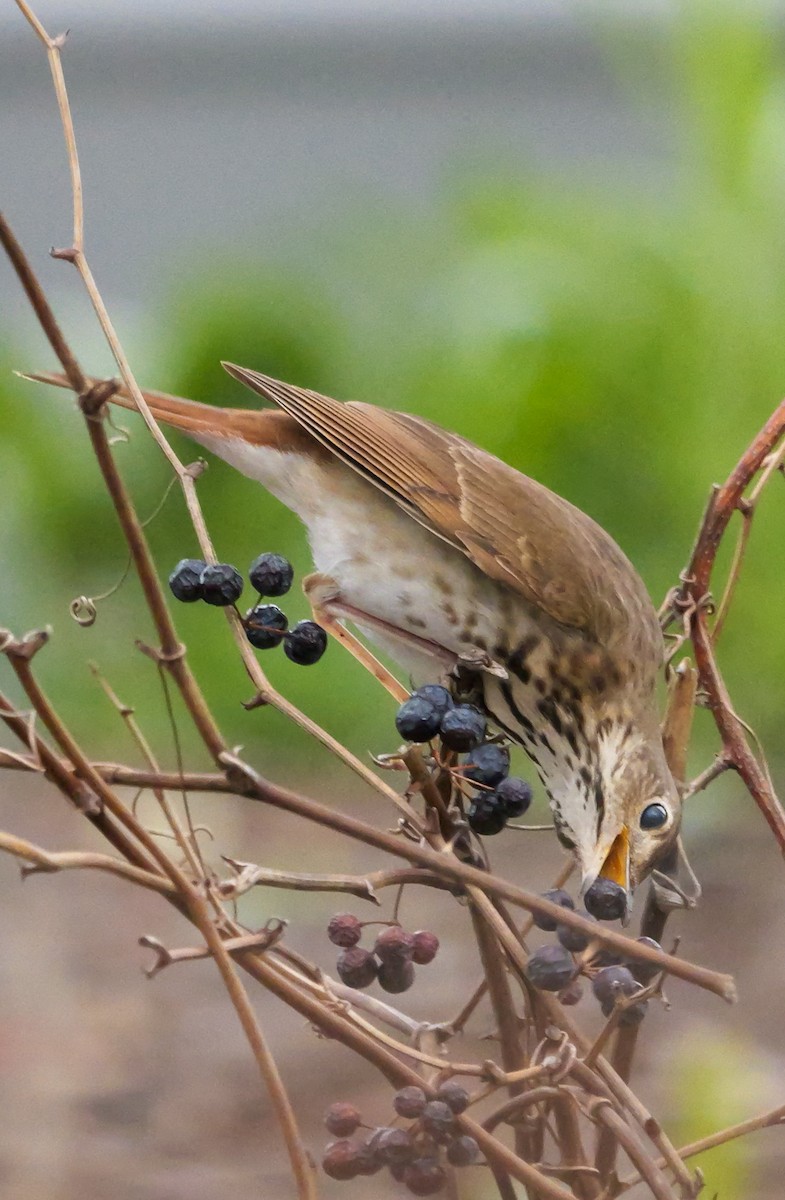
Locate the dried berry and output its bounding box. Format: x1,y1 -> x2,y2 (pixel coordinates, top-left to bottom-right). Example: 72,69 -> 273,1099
421,1099 -> 455,1141
244,603 -> 288,649
495,776 -> 533,818
322,1139 -> 359,1181
396,695 -> 444,743
463,743 -> 510,787
354,1138 -> 384,1176
283,619 -> 328,665
327,913 -> 362,948
439,704 -> 486,752
630,936 -> 662,984
525,944 -> 577,992
374,926 -> 416,963
557,914 -> 596,953
467,794 -> 507,836
248,552 -> 294,597
373,1126 -> 416,1165
403,1156 -> 447,1195
558,978 -> 584,1006
336,946 -> 378,989
168,558 -> 206,602
324,1101 -> 362,1137
378,959 -> 415,994
584,877 -> 627,921
393,1086 -> 427,1119
446,1135 -> 479,1166
532,888 -> 574,932
199,562 -> 244,606
412,930 -> 439,965
591,965 -> 638,1004
437,1082 -> 469,1114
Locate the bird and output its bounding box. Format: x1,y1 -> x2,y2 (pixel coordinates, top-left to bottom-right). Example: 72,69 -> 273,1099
28,363 -> 681,906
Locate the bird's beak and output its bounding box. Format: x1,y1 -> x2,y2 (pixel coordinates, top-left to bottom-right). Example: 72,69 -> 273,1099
579,825 -> 632,920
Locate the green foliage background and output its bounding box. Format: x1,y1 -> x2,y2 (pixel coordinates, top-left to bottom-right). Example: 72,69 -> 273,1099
1,8 -> 784,1191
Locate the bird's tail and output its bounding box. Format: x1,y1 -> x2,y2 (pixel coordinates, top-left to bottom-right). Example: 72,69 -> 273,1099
18,369 -> 317,453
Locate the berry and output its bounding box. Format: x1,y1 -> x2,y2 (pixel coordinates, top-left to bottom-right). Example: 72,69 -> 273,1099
412,684 -> 454,717
439,704 -> 486,752
495,776 -> 533,818
601,995 -> 649,1026
244,603 -> 288,649
199,562 -> 244,606
373,1126 -> 416,1165
374,927 -> 416,963
322,1139 -> 359,1181
354,1138 -> 384,1176
630,936 -> 662,984
168,558 -> 206,602
437,1082 -> 469,1114
403,1157 -> 447,1196
393,1086 -> 427,1119
591,945 -> 625,969
412,930 -> 439,965
558,978 -> 584,1006
248,552 -> 294,597
378,959 -> 415,994
557,915 -> 596,953
421,1100 -> 455,1141
463,743 -> 510,787
584,877 -> 627,921
324,1101 -> 362,1137
467,794 -> 507,836
591,965 -> 638,1004
446,1135 -> 479,1166
396,695 -> 443,743
283,619 -> 328,665
336,946 -> 378,989
532,888 -> 575,932
525,944 -> 577,992
327,913 -> 362,948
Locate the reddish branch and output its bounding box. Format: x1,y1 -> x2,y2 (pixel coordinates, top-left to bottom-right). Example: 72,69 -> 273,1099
674,398 -> 785,851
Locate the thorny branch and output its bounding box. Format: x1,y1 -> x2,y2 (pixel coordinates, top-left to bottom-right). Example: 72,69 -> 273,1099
1,5 -> 784,1200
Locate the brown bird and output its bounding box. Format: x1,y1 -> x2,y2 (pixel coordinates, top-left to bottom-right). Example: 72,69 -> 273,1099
30,364 -> 682,906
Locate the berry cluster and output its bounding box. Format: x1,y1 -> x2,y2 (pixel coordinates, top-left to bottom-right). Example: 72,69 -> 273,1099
322,1084 -> 477,1194
168,551 -> 327,665
523,887 -> 657,1024
395,684 -> 533,837
328,914 -> 439,996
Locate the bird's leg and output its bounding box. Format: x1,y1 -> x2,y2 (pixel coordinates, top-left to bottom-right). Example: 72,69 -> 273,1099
302,573 -> 410,702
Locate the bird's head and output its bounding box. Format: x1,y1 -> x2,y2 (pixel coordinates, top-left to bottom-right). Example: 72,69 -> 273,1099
551,722 -> 682,916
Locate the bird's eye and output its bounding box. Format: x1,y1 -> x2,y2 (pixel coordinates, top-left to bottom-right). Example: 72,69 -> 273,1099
640,802 -> 669,830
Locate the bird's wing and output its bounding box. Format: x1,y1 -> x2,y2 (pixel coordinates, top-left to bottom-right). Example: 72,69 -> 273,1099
224,364 -> 660,657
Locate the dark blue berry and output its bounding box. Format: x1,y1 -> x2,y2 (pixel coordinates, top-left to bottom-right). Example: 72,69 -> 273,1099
601,995 -> 648,1026
591,965 -> 637,1003
439,704 -> 486,752
467,794 -> 507,835
584,877 -> 627,922
525,944 -> 576,991
463,743 -> 510,787
244,603 -> 288,649
532,888 -> 575,932
168,558 -> 206,602
336,947 -> 378,989
557,916 -> 595,953
411,684 -> 454,717
495,776 -> 532,818
283,620 -> 328,664
248,552 -> 294,597
199,562 -> 244,606
629,936 -> 663,984
446,1135 -> 479,1166
396,696 -> 442,742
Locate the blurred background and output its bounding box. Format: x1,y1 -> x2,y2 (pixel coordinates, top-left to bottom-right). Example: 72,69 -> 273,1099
1,1 -> 784,1196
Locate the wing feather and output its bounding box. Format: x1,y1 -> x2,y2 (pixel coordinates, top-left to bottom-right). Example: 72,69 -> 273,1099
222,363 -> 662,659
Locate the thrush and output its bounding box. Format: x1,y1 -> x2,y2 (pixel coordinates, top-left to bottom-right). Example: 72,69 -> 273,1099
30,364 -> 681,904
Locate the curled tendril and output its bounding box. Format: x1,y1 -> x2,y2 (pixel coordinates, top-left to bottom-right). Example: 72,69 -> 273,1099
70,596 -> 97,626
